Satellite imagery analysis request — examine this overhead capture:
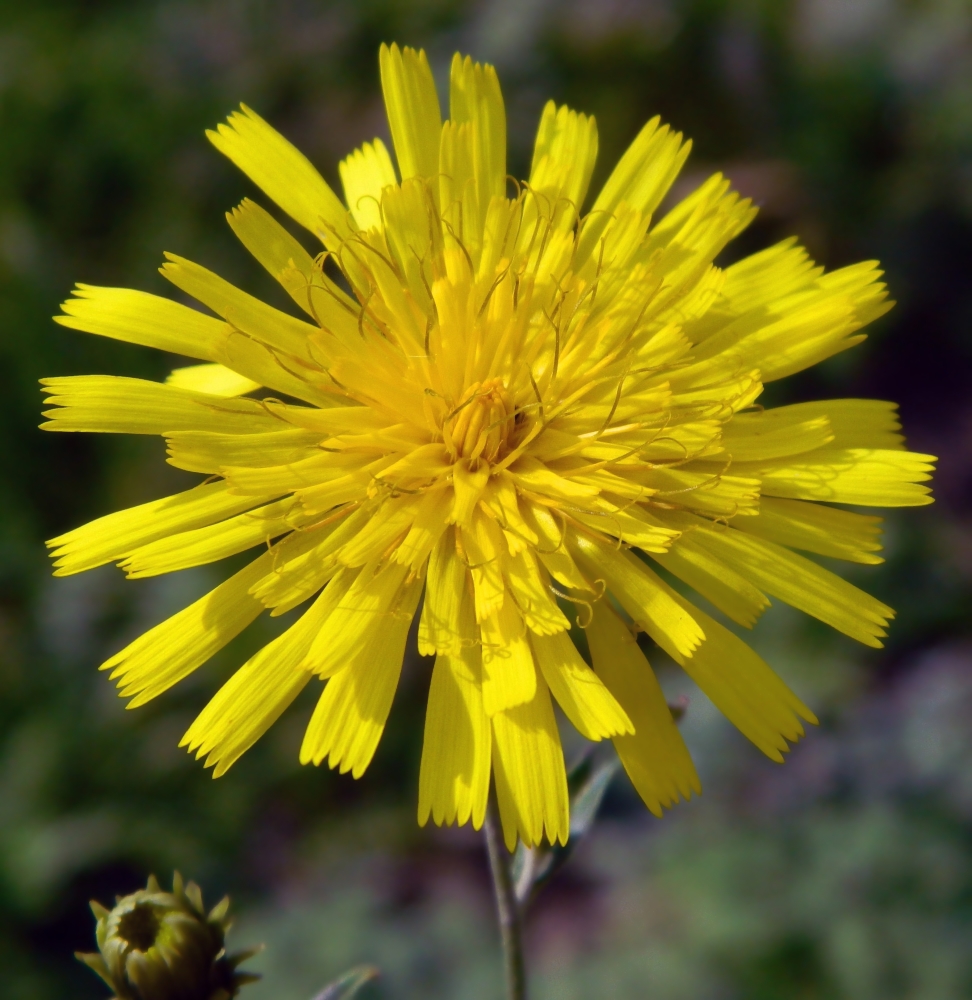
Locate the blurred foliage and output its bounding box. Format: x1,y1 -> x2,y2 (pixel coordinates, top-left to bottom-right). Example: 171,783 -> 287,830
1,1 -> 971,998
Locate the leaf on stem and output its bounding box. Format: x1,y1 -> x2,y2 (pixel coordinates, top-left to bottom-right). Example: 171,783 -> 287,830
311,965 -> 380,1000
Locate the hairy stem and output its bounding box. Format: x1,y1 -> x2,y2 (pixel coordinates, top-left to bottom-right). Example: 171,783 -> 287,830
484,789 -> 527,1000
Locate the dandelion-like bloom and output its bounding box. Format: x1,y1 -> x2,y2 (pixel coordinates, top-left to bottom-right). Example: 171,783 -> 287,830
44,46 -> 935,849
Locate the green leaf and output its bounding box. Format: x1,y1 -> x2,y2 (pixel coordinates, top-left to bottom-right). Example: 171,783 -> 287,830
310,965 -> 380,1000
569,756 -> 621,840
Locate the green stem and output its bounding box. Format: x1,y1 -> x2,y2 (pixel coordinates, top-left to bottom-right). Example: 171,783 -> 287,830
484,788 -> 528,1000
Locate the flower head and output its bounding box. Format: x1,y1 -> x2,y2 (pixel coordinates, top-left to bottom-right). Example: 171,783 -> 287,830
76,873 -> 258,1000
44,45 -> 935,849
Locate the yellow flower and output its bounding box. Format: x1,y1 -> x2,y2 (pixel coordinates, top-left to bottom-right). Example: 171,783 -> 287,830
43,45 -> 935,850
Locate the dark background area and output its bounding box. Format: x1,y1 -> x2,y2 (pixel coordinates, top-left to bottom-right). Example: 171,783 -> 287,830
1,1 -> 971,997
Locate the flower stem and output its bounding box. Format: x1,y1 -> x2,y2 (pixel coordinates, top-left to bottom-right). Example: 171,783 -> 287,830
484,788 -> 528,1000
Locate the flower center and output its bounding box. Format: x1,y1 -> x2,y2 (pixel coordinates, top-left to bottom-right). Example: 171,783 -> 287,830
444,379 -> 514,464
117,902 -> 161,953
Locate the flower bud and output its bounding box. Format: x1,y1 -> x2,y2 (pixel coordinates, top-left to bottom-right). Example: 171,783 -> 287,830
76,872 -> 259,1000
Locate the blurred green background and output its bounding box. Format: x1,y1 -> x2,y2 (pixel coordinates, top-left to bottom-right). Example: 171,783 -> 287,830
1,0 -> 971,997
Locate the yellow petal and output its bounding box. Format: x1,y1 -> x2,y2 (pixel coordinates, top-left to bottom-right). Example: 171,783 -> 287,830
503,546 -> 570,635
480,473 -> 538,551
531,629 -> 632,740
451,458 -> 490,526
578,116 -> 690,264
379,443 -> 454,484
595,114 -> 690,219
749,447 -> 936,507
103,552 -> 273,708
449,53 -> 506,233
522,503 -> 591,592
225,198 -> 358,329
299,574 -> 422,776
650,530 -> 770,628
55,284 -> 224,361
418,645 -> 491,829
586,600 -> 699,814
645,171 -> 754,267
379,44 -> 441,182
302,560 -> 413,677
393,485 -> 453,569
492,676 -> 569,850
570,531 -> 705,659
461,510 -> 506,622
118,497 -> 301,578
481,599 -> 537,716
335,494 -> 421,567
689,258 -> 892,382
664,589 -> 817,761
718,410 -> 834,462
640,466 -> 761,519
528,101 -> 598,230
509,455 -> 599,501
166,364 -> 261,398
250,523 -> 361,616
165,426 -> 321,474
211,328 -> 339,408
46,480 -> 275,577
206,104 -> 349,240
40,375 -> 276,436
736,496 -> 884,565
706,238 -> 817,319
572,505 -> 680,554
681,518 -> 894,647
339,139 -> 397,230
799,399 -> 905,450
180,585 -> 341,776
161,253 -> 319,364
418,528 -> 469,656
225,452 -> 379,498
379,176 -> 442,305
